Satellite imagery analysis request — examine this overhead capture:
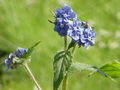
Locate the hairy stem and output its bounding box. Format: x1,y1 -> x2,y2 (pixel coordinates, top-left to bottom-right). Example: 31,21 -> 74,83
23,63 -> 42,90
72,44 -> 77,54
62,40 -> 77,90
64,36 -> 67,51
62,75 -> 68,90
62,36 -> 68,90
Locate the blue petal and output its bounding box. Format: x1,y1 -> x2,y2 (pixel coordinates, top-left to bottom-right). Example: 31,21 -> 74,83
68,12 -> 76,19
4,54 -> 14,70
89,30 -> 96,38
63,5 -> 71,12
15,48 -> 28,58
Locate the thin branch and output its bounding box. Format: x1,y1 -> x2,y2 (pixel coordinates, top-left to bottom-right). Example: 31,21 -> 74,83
23,63 -> 42,90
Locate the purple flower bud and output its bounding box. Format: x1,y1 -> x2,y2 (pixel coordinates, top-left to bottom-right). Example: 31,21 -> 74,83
15,48 -> 28,58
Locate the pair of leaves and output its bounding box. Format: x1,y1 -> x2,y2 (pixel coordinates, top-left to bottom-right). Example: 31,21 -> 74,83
53,50 -> 72,90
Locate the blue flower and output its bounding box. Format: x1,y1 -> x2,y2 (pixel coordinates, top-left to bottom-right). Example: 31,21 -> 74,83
54,5 -> 77,36
4,48 -> 28,70
77,25 -> 96,48
55,5 -> 77,19
15,48 -> 28,58
68,19 -> 82,39
67,20 -> 96,48
54,18 -> 69,36
53,5 -> 96,48
4,53 -> 15,70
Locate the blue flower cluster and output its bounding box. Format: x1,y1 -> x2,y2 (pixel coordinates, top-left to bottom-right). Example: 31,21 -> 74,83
68,20 -> 96,48
55,5 -> 76,19
54,5 -> 96,48
54,5 -> 77,36
5,48 -> 28,70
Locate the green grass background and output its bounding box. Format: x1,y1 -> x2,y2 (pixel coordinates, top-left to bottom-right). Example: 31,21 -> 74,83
0,0 -> 120,90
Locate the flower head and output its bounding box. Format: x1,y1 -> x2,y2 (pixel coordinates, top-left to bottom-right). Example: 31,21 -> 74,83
55,5 -> 77,19
67,19 -> 82,40
69,21 -> 96,48
4,48 -> 28,70
54,18 -> 69,36
54,5 -> 77,36
15,48 -> 28,58
5,53 -> 15,70
52,5 -> 96,48
4,41 -> 40,70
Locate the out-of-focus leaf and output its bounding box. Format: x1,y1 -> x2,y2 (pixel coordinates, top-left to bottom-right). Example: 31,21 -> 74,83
0,49 -> 10,64
69,62 -> 110,78
0,37 -> 16,52
69,62 -> 97,73
53,50 -> 72,90
23,41 -> 41,58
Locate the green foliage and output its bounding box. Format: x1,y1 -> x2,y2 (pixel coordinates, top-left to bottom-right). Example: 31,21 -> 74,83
23,41 -> 41,58
53,50 -> 72,90
69,61 -> 120,81
69,62 -> 107,77
87,60 -> 120,81
99,60 -> 120,78
0,0 -> 120,90
69,62 -> 97,73
67,40 -> 76,50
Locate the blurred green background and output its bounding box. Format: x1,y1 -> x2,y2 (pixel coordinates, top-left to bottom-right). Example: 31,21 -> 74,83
0,0 -> 120,90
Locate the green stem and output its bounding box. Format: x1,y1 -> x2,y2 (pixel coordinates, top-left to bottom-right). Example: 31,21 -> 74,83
64,36 -> 67,51
62,36 -> 68,90
62,74 -> 68,90
72,44 -> 77,54
23,63 -> 42,90
62,41 -> 77,90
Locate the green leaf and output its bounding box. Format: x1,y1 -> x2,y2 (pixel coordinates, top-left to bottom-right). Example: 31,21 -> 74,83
69,62 -> 110,78
54,51 -> 65,63
67,40 -> 76,50
89,60 -> 120,82
69,62 -> 97,73
99,60 -> 120,78
67,61 -> 120,81
23,41 -> 41,58
53,51 -> 72,90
